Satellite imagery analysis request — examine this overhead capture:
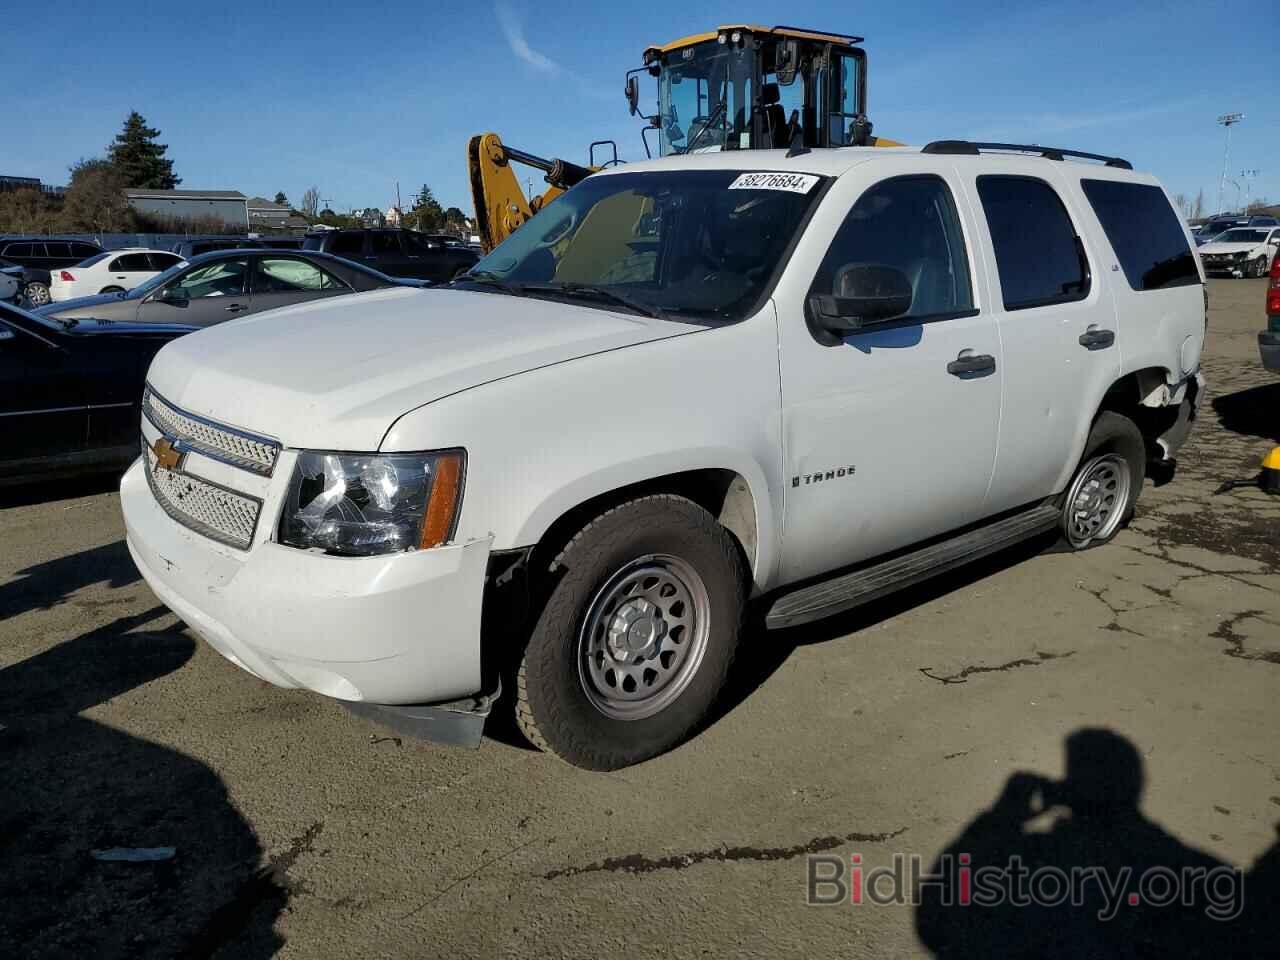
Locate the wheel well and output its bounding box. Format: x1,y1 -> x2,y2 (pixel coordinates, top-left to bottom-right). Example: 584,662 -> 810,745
529,469 -> 758,577
1096,368 -> 1185,457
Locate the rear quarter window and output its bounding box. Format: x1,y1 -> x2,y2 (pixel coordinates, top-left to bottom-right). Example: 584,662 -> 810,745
1081,180 -> 1200,291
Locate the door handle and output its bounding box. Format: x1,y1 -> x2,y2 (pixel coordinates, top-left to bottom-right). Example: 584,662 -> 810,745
946,351 -> 997,379
1079,325 -> 1115,350
224,303 -> 247,313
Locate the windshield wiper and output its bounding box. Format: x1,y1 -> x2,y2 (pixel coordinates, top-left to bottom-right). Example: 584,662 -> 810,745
683,101 -> 727,155
520,282 -> 668,321
451,270 -> 525,296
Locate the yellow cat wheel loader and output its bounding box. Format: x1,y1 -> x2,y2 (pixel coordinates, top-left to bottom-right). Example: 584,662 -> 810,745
467,24 -> 902,251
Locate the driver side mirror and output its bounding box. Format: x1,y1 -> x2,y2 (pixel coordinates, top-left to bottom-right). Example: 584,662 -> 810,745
158,286 -> 189,306
808,264 -> 913,341
625,75 -> 640,116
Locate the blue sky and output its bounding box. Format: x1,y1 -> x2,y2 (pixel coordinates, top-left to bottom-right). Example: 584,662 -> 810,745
3,0 -> 1275,218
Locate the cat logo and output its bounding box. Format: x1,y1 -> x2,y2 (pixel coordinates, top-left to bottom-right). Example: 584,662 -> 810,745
152,436 -> 182,471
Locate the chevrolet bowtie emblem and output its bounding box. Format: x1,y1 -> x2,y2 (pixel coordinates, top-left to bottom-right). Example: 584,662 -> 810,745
152,436 -> 182,471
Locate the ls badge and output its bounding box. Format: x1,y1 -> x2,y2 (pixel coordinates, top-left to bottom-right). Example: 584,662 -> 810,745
152,436 -> 182,471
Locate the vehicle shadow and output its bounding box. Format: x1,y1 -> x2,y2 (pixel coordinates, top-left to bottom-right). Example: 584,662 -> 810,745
0,540 -> 140,620
1212,383 -> 1280,442
708,534 -> 1056,730
914,727 -> 1277,959
0,608 -> 285,959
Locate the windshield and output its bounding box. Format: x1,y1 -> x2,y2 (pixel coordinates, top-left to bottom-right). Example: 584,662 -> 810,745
464,169 -> 825,322
658,41 -> 754,155
1213,229 -> 1268,244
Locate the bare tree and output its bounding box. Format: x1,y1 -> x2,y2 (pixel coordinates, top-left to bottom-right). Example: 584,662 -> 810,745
1191,189 -> 1204,220
58,158 -> 133,234
1172,193 -> 1188,218
300,186 -> 320,219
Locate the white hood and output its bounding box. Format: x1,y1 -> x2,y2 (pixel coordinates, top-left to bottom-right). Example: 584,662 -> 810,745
147,287 -> 696,450
1198,240 -> 1264,256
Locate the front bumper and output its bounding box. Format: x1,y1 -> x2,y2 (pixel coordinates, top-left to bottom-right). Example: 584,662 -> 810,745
1201,257 -> 1249,277
1261,331 -> 1280,374
121,458 -> 492,705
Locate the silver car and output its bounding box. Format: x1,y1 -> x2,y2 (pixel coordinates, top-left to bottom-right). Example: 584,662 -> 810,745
38,249 -> 427,328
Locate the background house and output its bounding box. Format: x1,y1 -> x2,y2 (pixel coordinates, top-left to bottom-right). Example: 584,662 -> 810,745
247,196 -> 310,235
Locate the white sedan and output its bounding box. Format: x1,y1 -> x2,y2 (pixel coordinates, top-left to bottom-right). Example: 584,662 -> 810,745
1197,227 -> 1280,278
49,248 -> 186,301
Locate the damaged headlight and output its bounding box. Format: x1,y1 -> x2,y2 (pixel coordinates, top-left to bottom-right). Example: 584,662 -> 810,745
278,450 -> 464,556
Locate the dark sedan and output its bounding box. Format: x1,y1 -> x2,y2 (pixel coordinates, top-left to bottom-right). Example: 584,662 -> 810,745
38,249 -> 428,328
1,301 -> 195,485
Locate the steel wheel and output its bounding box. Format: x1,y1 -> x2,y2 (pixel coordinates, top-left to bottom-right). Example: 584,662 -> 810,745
577,553 -> 711,721
25,282 -> 50,306
1064,454 -> 1131,547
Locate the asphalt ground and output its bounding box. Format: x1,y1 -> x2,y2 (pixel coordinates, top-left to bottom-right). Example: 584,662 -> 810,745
1,278 -> 1277,958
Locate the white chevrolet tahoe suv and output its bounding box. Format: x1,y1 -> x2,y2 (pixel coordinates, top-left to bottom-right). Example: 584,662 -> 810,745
122,141 -> 1206,769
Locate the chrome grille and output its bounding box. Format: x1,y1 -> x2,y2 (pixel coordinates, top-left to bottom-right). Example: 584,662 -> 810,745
143,386 -> 280,476
143,440 -> 262,550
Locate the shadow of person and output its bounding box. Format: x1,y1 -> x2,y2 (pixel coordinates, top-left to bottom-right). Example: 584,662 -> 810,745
916,728 -> 1254,959
0,608 -> 284,958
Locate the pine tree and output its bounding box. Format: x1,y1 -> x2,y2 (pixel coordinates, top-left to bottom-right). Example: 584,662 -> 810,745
107,112 -> 180,189
274,191 -> 288,206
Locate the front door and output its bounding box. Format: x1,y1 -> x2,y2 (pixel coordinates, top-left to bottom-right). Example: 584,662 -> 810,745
137,258 -> 252,327
777,170 -> 1003,584
0,315 -> 85,470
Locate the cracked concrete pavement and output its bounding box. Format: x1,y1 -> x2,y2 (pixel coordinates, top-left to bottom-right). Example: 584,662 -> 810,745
1,279 -> 1277,957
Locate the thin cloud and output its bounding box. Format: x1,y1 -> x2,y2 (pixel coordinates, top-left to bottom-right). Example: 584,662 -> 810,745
495,2 -> 560,74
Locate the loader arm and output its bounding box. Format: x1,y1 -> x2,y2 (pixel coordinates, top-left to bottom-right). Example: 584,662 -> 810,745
467,133 -> 598,252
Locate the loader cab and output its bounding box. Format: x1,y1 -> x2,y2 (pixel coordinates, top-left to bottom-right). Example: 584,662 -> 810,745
629,25 -> 870,157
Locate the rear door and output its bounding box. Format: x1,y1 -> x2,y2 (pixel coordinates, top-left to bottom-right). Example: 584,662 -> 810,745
248,255 -> 351,315
965,172 -> 1120,512
104,252 -> 155,292
367,231 -> 411,276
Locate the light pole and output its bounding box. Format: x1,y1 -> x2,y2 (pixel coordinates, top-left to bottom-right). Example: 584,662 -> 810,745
1217,113 -> 1244,214
1241,168 -> 1259,215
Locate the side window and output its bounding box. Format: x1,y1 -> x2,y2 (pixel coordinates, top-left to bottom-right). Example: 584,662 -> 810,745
113,253 -> 152,272
4,243 -> 32,258
1080,180 -> 1199,291
976,176 -> 1089,310
403,232 -> 441,255
71,243 -> 101,259
371,232 -> 402,256
45,242 -> 71,259
253,257 -> 345,293
809,175 -> 974,321
148,253 -> 182,271
331,233 -> 364,256
168,260 -> 249,299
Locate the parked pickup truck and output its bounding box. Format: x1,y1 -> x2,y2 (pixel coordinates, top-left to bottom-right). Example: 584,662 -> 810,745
121,142 -> 1206,769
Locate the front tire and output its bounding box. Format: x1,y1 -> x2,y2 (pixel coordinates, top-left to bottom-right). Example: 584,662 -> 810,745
516,495 -> 746,770
1060,412 -> 1145,549
1252,255 -> 1270,279
24,281 -> 50,306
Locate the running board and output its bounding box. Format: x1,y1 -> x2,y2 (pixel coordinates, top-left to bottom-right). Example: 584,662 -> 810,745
765,503 -> 1061,629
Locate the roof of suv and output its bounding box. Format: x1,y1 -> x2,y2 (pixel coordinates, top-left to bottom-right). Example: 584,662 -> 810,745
594,144 -> 1155,182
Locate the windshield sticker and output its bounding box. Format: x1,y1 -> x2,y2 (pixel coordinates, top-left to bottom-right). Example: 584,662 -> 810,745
728,172 -> 820,194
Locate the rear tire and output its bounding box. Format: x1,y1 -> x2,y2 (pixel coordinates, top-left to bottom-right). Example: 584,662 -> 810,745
100,285 -> 125,294
24,281 -> 50,306
515,495 -> 746,770
1059,412 -> 1145,550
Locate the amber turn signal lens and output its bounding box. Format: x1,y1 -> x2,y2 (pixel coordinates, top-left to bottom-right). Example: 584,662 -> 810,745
420,453 -> 464,548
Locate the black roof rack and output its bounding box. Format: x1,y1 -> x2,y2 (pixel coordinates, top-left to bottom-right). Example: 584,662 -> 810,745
921,140 -> 1132,170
